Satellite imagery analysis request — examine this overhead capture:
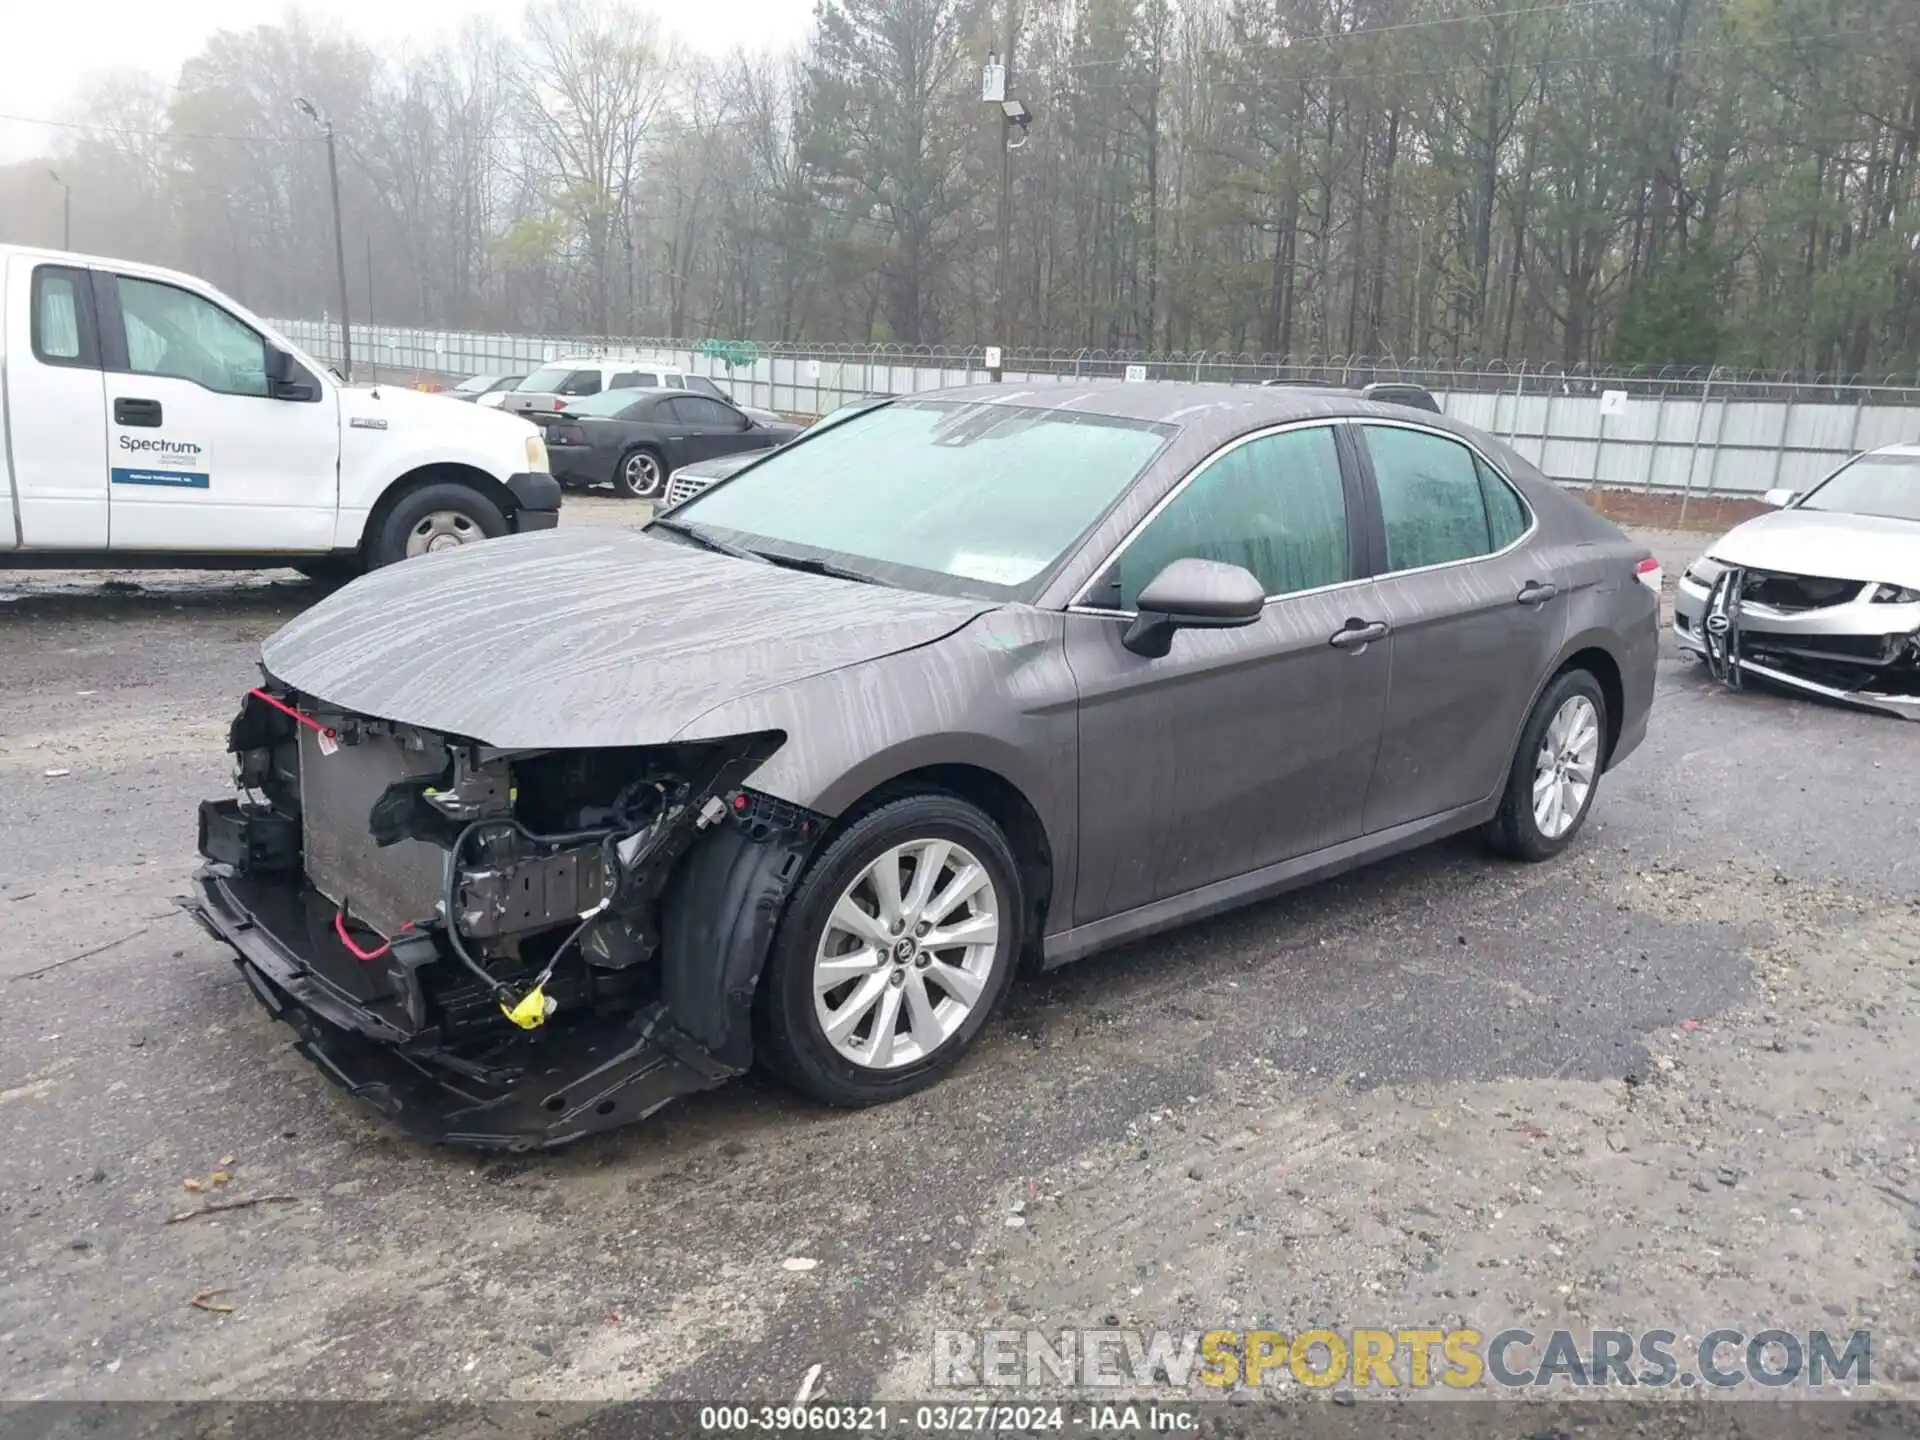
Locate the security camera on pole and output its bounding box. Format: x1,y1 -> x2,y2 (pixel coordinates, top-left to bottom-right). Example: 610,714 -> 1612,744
982,9 -> 1029,383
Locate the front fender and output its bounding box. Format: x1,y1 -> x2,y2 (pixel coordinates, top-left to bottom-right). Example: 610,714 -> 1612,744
671,607 -> 1082,931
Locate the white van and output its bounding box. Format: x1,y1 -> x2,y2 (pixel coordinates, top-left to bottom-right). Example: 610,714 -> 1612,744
0,245 -> 559,575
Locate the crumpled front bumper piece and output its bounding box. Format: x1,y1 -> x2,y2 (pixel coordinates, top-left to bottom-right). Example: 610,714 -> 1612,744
1675,567 -> 1920,722
184,868 -> 739,1150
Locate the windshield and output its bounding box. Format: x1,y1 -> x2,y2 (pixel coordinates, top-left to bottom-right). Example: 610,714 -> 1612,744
1800,452 -> 1920,523
564,390 -> 650,418
515,366 -> 577,393
667,399 -> 1173,598
453,375 -> 497,393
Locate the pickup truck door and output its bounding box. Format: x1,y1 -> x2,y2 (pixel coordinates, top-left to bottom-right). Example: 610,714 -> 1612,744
94,269 -> 339,552
5,259 -> 109,548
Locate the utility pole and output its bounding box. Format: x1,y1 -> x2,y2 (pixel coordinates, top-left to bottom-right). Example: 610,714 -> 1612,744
294,96 -> 353,380
994,0 -> 1017,353
47,170 -> 71,249
365,232 -> 376,381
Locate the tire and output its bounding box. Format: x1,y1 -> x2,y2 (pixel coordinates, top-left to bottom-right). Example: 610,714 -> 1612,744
365,482 -> 508,569
757,793 -> 1024,1107
1485,667 -> 1610,862
613,447 -> 667,500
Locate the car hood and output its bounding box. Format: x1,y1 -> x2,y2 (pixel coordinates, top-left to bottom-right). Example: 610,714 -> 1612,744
675,450 -> 769,483
1709,508 -> 1920,588
260,527 -> 996,749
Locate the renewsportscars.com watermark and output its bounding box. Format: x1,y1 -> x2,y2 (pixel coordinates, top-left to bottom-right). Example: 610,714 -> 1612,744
932,1327 -> 1873,1392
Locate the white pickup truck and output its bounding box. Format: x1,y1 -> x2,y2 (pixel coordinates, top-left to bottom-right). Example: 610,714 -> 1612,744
0,245 -> 560,575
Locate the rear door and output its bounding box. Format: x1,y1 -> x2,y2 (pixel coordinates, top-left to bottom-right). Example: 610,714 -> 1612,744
96,270 -> 340,552
1067,422 -> 1394,920
1351,420 -> 1568,832
5,259 -> 109,547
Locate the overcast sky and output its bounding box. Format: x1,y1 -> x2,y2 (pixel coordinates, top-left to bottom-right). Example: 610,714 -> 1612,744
0,0 -> 817,162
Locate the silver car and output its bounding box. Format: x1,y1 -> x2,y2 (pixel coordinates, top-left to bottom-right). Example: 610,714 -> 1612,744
1673,443 -> 1920,719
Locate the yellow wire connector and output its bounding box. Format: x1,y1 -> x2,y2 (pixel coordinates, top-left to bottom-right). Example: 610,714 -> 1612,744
501,985 -> 556,1030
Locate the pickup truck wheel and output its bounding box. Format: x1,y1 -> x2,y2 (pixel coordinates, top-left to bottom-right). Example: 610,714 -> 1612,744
366,483 -> 507,568
614,447 -> 666,500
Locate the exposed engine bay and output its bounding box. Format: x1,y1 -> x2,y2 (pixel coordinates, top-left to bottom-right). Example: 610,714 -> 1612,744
186,684 -> 819,1148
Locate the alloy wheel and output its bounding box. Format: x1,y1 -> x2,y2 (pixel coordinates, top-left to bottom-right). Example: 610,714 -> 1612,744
811,839 -> 1001,1071
624,451 -> 664,498
1532,693 -> 1600,840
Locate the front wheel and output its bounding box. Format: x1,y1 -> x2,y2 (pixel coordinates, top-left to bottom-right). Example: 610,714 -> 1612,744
365,482 -> 507,568
1485,668 -> 1609,861
757,793 -> 1024,1107
614,448 -> 666,499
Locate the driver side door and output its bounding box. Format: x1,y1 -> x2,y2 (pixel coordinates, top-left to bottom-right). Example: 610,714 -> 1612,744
662,395 -> 759,466
97,271 -> 339,552
1065,422 -> 1394,922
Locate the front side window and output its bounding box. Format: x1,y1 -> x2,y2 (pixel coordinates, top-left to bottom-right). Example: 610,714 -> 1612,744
1106,425 -> 1349,610
1362,425 -> 1496,571
669,396 -> 742,428
671,399 -> 1172,598
116,277 -> 267,396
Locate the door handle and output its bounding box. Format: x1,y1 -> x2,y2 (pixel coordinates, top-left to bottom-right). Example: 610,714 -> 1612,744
1516,580 -> 1559,606
115,397 -> 163,427
1329,619 -> 1390,650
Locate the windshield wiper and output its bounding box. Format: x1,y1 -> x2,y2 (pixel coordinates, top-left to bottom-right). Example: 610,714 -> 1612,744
647,517 -> 766,563
751,551 -> 879,586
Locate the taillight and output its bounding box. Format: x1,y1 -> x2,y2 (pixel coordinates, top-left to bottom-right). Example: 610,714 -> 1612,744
1635,556 -> 1662,594
548,424 -> 585,446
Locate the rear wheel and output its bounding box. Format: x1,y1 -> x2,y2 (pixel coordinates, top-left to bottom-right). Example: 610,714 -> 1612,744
365,482 -> 507,568
757,793 -> 1023,1107
614,447 -> 666,500
1485,669 -> 1609,861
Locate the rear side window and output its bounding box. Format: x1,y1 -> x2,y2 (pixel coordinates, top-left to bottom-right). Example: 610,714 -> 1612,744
1478,457 -> 1530,549
31,266 -> 96,366
1112,425 -> 1349,609
1361,425 -> 1497,571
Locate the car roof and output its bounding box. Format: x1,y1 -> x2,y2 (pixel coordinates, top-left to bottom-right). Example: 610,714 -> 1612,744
544,356 -> 687,374
905,379 -> 1444,428
1866,441 -> 1920,459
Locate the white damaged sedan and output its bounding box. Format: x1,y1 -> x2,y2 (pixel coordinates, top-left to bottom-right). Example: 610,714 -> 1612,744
1674,442 -> 1920,719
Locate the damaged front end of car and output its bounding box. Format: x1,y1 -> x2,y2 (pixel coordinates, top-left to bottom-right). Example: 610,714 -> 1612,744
1692,564 -> 1920,721
184,684 -> 821,1149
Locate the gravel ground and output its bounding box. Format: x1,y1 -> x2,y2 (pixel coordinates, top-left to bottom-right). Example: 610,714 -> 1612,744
2,505 -> 1917,1409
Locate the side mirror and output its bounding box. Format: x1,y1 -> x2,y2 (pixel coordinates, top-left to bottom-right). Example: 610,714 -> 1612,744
266,345 -> 318,401
1762,487 -> 1797,508
1121,557 -> 1266,658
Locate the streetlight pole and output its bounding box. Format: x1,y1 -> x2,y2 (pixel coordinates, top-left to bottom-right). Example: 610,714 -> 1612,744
294,96 -> 353,381
47,171 -> 70,249
994,2 -> 1016,351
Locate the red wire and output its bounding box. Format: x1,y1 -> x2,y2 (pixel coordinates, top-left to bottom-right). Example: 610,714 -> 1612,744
333,911 -> 415,963
247,687 -> 337,740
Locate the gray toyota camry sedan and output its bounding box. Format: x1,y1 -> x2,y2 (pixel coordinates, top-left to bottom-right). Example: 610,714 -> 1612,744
188,383 -> 1660,1148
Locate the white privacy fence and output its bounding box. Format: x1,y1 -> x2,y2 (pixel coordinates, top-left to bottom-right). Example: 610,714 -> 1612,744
275,318 -> 1920,501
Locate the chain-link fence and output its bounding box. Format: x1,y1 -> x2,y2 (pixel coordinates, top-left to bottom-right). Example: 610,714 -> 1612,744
276,318 -> 1920,501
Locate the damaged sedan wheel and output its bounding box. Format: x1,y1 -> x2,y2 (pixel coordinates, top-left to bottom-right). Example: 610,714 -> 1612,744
759,793 -> 1022,1106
